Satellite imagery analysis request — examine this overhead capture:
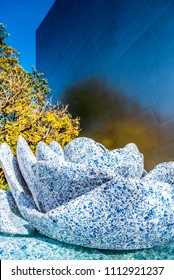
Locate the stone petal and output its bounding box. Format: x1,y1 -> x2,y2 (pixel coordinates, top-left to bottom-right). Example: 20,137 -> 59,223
64,137 -> 108,163
0,190 -> 33,235
49,140 -> 64,158
31,159 -> 112,212
36,141 -> 64,161
142,162 -> 174,186
17,136 -> 43,212
64,138 -> 144,179
8,175 -> 174,250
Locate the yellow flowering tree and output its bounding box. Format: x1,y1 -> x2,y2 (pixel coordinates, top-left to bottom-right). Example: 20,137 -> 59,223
0,23 -> 80,189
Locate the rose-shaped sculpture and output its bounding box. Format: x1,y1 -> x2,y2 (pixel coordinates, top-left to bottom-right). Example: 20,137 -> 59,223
0,136 -> 174,250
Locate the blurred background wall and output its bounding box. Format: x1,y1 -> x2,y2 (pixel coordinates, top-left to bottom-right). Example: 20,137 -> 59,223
36,0 -> 174,170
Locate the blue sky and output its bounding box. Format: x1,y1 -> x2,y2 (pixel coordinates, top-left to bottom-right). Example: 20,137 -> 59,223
0,0 -> 55,71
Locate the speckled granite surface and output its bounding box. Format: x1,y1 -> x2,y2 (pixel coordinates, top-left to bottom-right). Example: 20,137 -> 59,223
1,232 -> 174,260
64,138 -> 144,179
1,136 -> 174,253
0,190 -> 174,260
0,191 -> 32,236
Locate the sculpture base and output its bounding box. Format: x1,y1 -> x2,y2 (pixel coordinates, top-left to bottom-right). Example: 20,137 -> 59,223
0,233 -> 174,260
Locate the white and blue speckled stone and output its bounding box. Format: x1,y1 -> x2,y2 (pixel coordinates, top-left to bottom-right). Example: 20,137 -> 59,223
16,136 -> 43,211
142,162 -> 174,186
0,143 -> 30,196
49,140 -> 64,158
36,141 -> 64,162
1,232 -> 174,260
1,136 -> 174,250
31,159 -> 113,212
7,171 -> 174,249
1,139 -> 174,250
0,190 -> 32,235
104,144 -> 144,179
64,138 -> 144,179
0,143 -> 38,227
64,137 -> 108,164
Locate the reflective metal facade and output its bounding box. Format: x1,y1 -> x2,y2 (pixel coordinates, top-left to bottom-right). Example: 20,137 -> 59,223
36,0 -> 174,169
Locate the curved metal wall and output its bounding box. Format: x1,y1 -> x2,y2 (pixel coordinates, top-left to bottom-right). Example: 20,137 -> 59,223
36,0 -> 174,169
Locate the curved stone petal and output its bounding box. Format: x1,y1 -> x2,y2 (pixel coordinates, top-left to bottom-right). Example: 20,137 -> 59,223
31,159 -> 113,212
108,144 -> 144,179
1,137 -> 174,250
142,162 -> 174,186
8,174 -> 174,250
81,146 -> 144,179
42,177 -> 174,249
0,143 -> 30,196
36,141 -> 64,161
64,138 -> 144,179
124,143 -> 140,153
49,140 -> 64,158
0,151 -> 55,236
16,136 -> 43,211
64,137 -> 108,163
0,143 -> 38,220
2,142 -> 174,249
0,190 -> 32,235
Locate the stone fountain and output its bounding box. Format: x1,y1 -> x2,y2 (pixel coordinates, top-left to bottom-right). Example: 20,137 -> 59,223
0,136 -> 174,250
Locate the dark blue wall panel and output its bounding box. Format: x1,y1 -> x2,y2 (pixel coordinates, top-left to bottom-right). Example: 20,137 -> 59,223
36,0 -> 174,169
